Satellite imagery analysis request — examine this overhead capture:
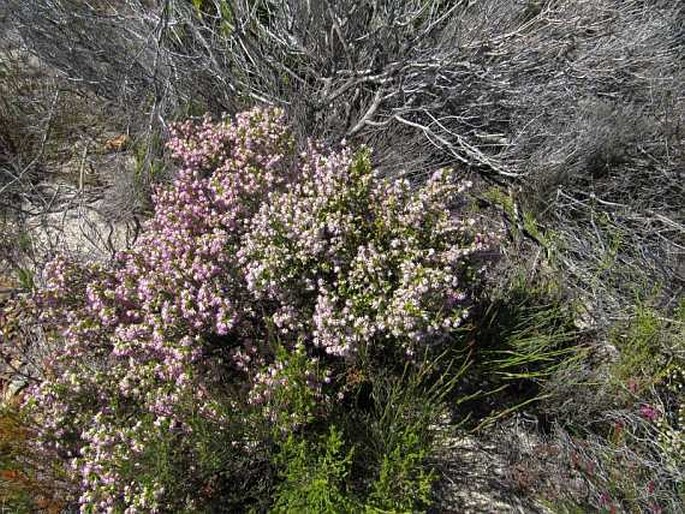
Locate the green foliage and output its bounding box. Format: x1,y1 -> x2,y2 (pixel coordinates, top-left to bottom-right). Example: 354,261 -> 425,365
265,350 -> 463,513
483,187 -> 517,228
367,428 -> 433,513
272,426 -> 355,514
609,301 -> 675,393
189,0 -> 234,36
535,298 -> 685,512
453,267 -> 589,433
357,355 -> 464,513
477,271 -> 580,381
253,341 -> 330,436
264,350 -> 461,513
483,186 -> 558,256
15,267 -> 33,290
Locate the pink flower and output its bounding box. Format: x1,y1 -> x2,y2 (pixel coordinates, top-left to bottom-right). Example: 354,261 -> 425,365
646,480 -> 656,494
639,404 -> 660,421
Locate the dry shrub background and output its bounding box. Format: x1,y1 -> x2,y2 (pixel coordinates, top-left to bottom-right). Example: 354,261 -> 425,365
2,0 -> 682,312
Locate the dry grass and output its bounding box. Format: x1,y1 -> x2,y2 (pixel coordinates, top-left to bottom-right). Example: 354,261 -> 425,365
5,0 -> 682,312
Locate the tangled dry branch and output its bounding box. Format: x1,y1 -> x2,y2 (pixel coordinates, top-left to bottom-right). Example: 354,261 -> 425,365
2,0 -> 683,311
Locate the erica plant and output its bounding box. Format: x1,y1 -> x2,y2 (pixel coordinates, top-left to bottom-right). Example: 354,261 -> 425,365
13,107 -> 498,512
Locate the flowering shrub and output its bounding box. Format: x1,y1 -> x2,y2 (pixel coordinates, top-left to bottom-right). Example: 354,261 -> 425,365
239,144 -> 493,360
11,107 -> 497,512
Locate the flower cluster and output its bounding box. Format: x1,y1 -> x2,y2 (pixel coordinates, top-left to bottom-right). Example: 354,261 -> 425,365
15,107 -> 498,511
249,342 -> 332,433
239,147 -> 494,358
